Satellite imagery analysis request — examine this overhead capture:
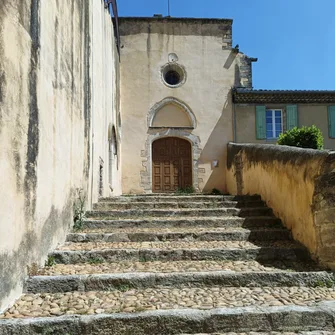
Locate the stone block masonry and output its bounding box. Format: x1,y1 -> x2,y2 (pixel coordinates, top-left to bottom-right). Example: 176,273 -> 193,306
227,143 -> 335,269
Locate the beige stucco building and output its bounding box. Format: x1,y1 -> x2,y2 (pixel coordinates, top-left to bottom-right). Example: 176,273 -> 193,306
119,17 -> 255,194
233,89 -> 335,149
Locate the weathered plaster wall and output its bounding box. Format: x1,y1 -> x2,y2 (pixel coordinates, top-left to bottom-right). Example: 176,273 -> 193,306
0,0 -> 120,312
226,143 -> 335,269
89,1 -> 122,202
235,104 -> 335,149
119,18 -> 244,194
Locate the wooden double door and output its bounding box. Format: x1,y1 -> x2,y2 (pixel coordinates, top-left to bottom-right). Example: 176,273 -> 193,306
152,137 -> 192,193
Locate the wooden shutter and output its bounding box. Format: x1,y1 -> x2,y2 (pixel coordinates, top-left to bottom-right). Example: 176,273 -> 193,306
286,105 -> 298,130
256,106 -> 266,139
328,106 -> 335,138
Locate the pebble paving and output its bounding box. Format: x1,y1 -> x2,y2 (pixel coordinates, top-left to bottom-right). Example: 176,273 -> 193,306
58,240 -> 299,251
181,333 -> 335,335
38,260 -> 322,276
2,286 -> 335,319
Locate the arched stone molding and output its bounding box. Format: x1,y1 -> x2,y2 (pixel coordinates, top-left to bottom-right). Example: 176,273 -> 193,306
147,97 -> 197,129
140,129 -> 202,193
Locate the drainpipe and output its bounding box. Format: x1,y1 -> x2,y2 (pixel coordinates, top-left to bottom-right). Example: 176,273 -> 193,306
233,92 -> 237,143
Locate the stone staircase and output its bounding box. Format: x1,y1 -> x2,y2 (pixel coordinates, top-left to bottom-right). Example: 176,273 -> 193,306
1,194 -> 335,334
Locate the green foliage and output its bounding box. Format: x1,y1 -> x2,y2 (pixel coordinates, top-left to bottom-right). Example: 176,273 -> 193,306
73,188 -> 86,231
277,125 -> 324,150
313,279 -> 334,288
87,257 -> 104,265
211,188 -> 223,195
176,185 -> 195,194
115,284 -> 132,292
45,255 -> 56,267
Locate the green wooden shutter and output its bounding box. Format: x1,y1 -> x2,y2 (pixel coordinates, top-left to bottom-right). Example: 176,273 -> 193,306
256,106 -> 266,139
286,105 -> 298,130
328,106 -> 335,138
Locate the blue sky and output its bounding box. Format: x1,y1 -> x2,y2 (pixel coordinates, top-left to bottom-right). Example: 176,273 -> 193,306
118,0 -> 335,90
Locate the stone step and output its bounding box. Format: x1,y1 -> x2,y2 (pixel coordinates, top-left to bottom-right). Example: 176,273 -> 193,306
93,200 -> 266,210
181,332 -> 335,335
99,194 -> 262,202
83,216 -> 282,230
67,227 -> 291,243
1,291 -> 335,334
24,271 -> 335,294
86,208 -> 273,219
36,260 -> 325,277
51,241 -> 309,264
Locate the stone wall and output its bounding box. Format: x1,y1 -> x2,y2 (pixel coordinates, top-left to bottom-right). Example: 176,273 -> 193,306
226,143 -> 335,269
0,0 -> 120,312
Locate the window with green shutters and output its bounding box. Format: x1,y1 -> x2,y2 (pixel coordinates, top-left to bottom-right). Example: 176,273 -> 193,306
328,106 -> 335,138
286,105 -> 298,130
256,106 -> 266,139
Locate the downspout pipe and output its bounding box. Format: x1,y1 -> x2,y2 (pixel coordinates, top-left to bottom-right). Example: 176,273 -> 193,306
232,89 -> 237,143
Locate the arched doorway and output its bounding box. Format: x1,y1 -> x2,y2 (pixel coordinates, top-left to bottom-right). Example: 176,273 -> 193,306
152,137 -> 192,193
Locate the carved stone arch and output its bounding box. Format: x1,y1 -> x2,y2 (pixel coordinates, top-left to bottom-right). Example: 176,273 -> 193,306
148,97 -> 197,129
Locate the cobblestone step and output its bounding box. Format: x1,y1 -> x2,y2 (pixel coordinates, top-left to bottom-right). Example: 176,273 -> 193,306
99,194 -> 262,202
67,228 -> 291,243
35,260 -> 325,276
24,271 -> 335,294
83,216 -> 282,229
1,302 -> 335,334
182,333 -> 335,335
51,242 -> 309,264
2,287 -> 335,319
57,240 -> 302,252
2,193 -> 333,334
86,208 -> 273,219
93,201 -> 266,210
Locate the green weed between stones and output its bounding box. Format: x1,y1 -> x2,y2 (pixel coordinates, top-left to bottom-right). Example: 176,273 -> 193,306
87,257 -> 104,264
45,255 -> 56,267
177,186 -> 195,194
211,188 -> 223,195
313,279 -> 334,288
114,284 -> 133,292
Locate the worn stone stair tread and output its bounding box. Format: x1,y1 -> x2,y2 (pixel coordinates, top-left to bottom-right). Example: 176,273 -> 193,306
99,194 -> 262,202
51,246 -> 308,264
2,287 -> 335,321
66,227 -> 290,243
86,207 -> 273,219
77,226 -> 286,234
180,332 -> 335,335
1,303 -> 335,334
57,240 -> 303,252
83,216 -> 281,230
93,201 -> 266,210
24,270 -> 335,294
35,260 -> 325,276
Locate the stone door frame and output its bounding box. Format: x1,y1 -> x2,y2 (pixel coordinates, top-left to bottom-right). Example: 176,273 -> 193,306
140,129 -> 201,193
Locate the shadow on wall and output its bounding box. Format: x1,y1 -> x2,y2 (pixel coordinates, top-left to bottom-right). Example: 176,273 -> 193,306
200,91 -> 232,192
0,192 -> 74,311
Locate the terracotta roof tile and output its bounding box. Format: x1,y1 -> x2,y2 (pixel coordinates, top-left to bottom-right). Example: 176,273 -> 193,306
233,88 -> 335,104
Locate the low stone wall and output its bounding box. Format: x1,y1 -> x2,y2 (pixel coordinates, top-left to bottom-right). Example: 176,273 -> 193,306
226,143 -> 335,269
